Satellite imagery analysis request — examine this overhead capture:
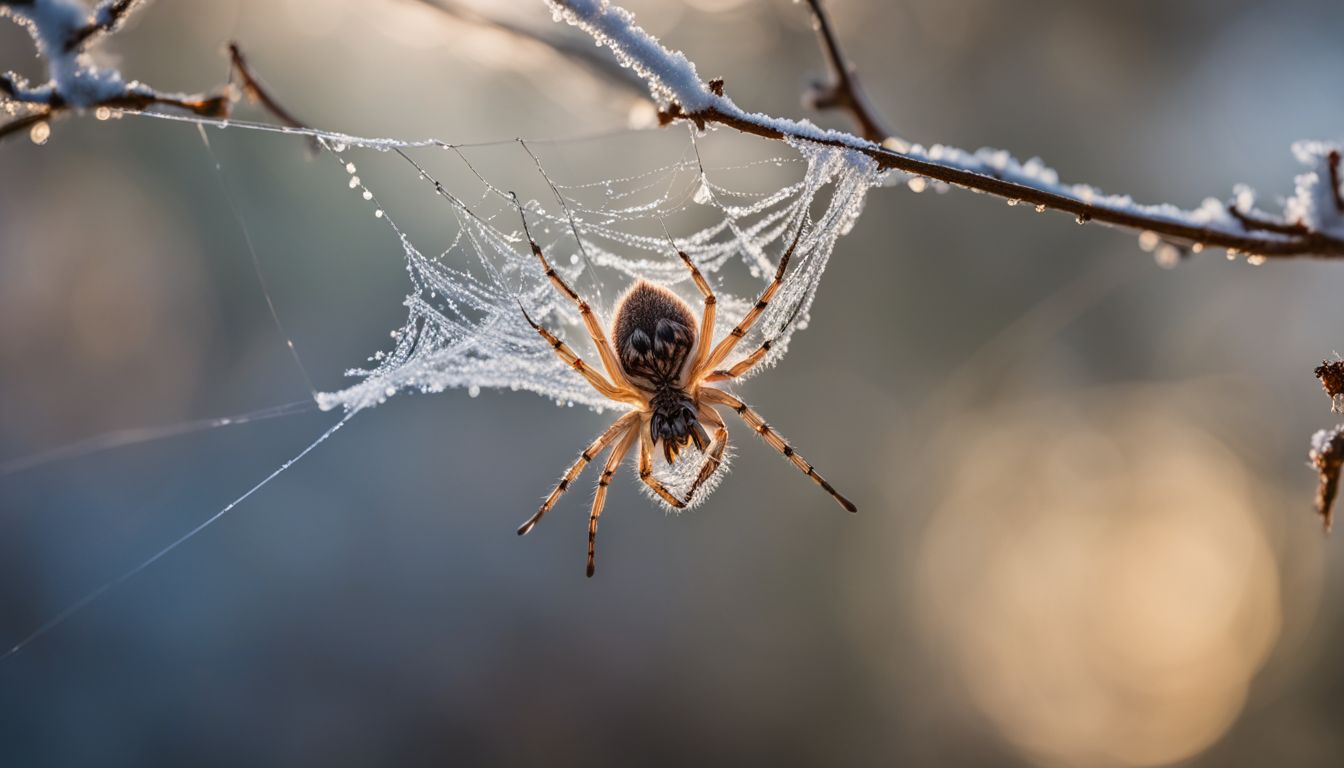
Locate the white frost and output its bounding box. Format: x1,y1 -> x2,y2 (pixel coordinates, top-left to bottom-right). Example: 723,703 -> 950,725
1,0 -> 131,108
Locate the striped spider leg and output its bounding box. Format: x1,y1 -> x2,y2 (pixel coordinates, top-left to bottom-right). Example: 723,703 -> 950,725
515,203 -> 854,576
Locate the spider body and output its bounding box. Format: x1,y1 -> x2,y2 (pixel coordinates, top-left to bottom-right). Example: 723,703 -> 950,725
613,280 -> 709,462
514,205 -> 855,576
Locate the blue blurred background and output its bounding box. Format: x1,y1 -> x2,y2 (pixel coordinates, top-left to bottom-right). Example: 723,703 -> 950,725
2,1 -> 1343,765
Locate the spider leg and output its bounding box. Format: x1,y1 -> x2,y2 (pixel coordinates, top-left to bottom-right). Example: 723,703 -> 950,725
519,303 -> 638,404
637,419 -> 688,509
684,405 -> 728,501
519,411 -> 640,536
677,250 -> 717,377
701,387 -> 856,512
587,426 -> 639,577
703,338 -> 773,382
698,222 -> 806,376
516,201 -> 632,390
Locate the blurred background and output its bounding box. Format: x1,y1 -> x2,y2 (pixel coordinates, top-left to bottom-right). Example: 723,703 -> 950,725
2,0 -> 1343,765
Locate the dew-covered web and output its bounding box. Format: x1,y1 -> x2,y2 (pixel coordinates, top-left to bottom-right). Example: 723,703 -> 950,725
0,113 -> 880,658
292,122 -> 881,503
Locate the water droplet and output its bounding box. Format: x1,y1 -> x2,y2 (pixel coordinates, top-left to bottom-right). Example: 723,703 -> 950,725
693,176 -> 713,205
468,385 -> 481,398
570,254 -> 580,265
362,190 -> 373,200
349,176 -> 360,189
29,121 -> 50,145
1006,199 -> 1019,207
331,142 -> 347,153
906,177 -> 927,193
1247,254 -> 1267,266
345,162 -> 357,174
1034,204 -> 1046,213
374,209 -> 384,218
1191,243 -> 1205,254
94,106 -> 111,121
1138,231 -> 1160,252
1154,243 -> 1181,269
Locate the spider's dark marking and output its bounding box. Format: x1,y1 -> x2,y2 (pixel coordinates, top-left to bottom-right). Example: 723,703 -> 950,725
515,216 -> 855,575
613,280 -> 709,463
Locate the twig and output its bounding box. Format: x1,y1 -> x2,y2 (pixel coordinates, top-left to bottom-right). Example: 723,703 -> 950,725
67,0 -> 142,52
549,0 -> 1344,259
1329,150 -> 1344,214
1227,203 -> 1309,237
409,0 -> 648,101
800,0 -> 892,144
663,103 -> 1344,258
0,108 -> 53,142
228,42 -> 309,132
2,34 -> 307,145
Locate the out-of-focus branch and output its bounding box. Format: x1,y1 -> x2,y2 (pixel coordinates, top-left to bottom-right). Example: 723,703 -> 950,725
1,11 -> 306,145
410,0 -> 648,102
800,0 -> 894,145
227,42 -> 309,133
0,107 -> 53,142
67,0 -> 142,52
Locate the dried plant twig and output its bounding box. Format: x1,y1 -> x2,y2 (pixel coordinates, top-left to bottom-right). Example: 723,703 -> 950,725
801,0 -> 894,144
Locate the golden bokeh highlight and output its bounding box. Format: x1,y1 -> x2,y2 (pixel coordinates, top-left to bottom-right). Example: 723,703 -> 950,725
915,396 -> 1286,767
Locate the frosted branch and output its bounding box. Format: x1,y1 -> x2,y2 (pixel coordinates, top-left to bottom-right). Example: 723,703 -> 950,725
0,2 -> 302,143
544,0 -> 1344,259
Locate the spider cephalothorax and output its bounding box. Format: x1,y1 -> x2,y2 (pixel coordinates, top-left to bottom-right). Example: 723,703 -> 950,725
514,206 -> 855,576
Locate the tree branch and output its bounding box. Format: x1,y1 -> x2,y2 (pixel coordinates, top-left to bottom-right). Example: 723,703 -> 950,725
800,0 -> 894,144
67,0 -> 142,52
409,0 -> 648,102
545,0 -> 1344,259
227,42 -> 309,132
666,103 -> 1344,258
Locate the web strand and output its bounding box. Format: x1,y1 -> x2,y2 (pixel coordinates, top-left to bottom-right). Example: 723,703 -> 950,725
1,408 -> 359,663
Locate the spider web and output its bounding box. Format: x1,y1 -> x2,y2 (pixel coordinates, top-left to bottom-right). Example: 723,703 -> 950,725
245,119 -> 886,503
1,115 -> 880,659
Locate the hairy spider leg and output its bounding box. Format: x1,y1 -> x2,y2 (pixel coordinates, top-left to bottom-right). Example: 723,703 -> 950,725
518,411 -> 640,535
519,303 -> 638,404
587,426 -> 639,577
682,404 -> 728,500
699,221 -> 806,375
517,203 -> 633,391
701,388 -> 856,512
676,250 -> 717,377
637,416 -> 688,509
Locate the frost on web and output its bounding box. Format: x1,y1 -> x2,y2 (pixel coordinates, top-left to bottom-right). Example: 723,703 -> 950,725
308,132 -> 879,505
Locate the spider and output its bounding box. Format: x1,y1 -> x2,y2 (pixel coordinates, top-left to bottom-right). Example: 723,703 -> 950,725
513,205 -> 856,577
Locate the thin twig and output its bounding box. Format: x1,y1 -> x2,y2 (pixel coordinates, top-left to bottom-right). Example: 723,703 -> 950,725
1,38 -> 308,145
801,0 -> 892,144
1227,203 -> 1309,237
1329,150 -> 1344,214
227,42 -> 310,133
409,0 -> 648,101
0,108 -> 53,142
67,0 -> 141,52
662,103 -> 1344,259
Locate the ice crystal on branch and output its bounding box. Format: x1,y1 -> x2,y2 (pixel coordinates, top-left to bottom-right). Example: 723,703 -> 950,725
1309,426 -> 1344,532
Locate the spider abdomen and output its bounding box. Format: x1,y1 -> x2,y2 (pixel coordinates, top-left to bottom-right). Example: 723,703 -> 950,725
612,279 -> 697,386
